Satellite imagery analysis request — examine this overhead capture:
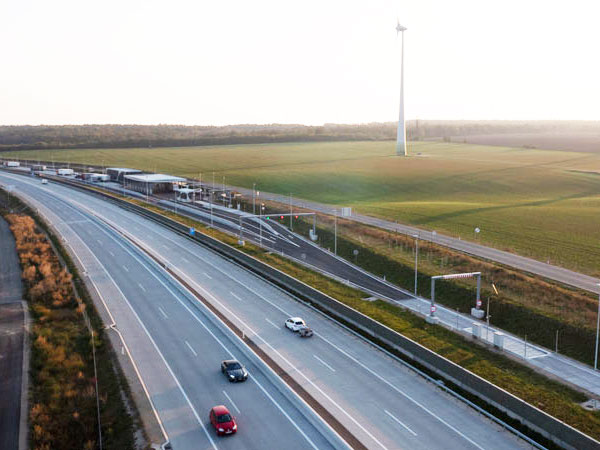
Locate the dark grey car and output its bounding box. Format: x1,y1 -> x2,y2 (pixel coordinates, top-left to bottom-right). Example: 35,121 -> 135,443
221,360 -> 248,382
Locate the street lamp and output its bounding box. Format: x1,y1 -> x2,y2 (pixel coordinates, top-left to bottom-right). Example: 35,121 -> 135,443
413,234 -> 419,296
209,190 -> 213,227
334,208 -> 338,255
594,283 -> 600,370
252,183 -> 256,215
260,203 -> 265,246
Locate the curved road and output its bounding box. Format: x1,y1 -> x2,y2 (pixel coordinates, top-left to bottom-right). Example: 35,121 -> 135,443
0,171 -> 534,450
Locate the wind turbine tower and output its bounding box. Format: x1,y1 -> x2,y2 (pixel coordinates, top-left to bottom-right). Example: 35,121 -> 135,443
396,21 -> 407,156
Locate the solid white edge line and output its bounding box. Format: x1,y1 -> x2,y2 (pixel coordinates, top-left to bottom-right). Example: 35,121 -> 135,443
31,180 -> 327,450
85,216 -> 322,450
27,204 -> 173,443
64,216 -> 219,449
30,173 -> 492,450
17,173 -> 487,450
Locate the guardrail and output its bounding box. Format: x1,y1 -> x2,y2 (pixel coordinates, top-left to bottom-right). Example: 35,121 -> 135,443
41,174 -> 600,450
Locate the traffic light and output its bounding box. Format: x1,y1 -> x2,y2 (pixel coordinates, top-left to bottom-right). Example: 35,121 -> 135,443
280,215 -> 284,220
295,215 -> 298,219
266,216 -> 270,220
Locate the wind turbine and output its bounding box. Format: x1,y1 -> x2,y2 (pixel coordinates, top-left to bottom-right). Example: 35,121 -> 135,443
396,20 -> 408,156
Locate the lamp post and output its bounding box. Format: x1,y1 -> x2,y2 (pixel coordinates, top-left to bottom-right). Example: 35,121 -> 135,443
289,193 -> 293,230
595,284 -> 600,370
260,203 -> 265,246
413,234 -> 419,296
210,191 -> 213,227
334,209 -> 338,255
252,183 -> 256,215
396,21 -> 407,157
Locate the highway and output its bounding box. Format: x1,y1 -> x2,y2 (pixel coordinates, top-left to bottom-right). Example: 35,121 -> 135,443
163,186 -> 600,398
0,217 -> 26,450
0,171 -> 533,449
232,186 -> 600,295
0,173 -> 341,450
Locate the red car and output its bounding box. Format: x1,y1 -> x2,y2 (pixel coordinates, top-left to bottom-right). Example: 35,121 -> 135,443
209,405 -> 237,436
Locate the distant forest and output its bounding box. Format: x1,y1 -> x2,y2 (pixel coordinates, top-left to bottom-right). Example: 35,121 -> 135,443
0,121 -> 598,151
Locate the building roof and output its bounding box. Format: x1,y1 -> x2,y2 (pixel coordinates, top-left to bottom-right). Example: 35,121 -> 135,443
107,168 -> 142,173
124,173 -> 186,183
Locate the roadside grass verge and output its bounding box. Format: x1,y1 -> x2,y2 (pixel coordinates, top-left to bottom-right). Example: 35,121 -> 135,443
0,192 -> 137,450
284,211 -> 599,367
119,194 -> 600,441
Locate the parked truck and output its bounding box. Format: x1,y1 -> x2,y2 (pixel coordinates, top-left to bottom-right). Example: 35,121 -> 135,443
57,168 -> 75,176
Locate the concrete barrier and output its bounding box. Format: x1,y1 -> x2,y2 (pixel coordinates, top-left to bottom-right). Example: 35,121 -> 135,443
45,175 -> 600,450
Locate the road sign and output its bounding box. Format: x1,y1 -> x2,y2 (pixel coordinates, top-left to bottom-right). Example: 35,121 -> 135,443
189,227 -> 195,236
476,299 -> 482,308
431,305 -> 437,313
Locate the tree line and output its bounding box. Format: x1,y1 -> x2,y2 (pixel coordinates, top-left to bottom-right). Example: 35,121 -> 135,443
0,120 -> 598,151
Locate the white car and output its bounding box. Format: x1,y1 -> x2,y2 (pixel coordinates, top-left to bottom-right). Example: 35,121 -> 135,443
41,179 -> 48,185
285,317 -> 306,332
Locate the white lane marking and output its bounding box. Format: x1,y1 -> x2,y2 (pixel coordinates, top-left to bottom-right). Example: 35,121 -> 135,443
203,272 -> 213,279
122,265 -> 129,272
38,210 -> 216,449
317,333 -> 485,450
85,212 -> 380,448
54,184 -> 482,450
222,390 -> 241,414
138,283 -> 146,292
168,251 -> 483,450
385,410 -> 417,436
29,182 -> 475,449
162,244 -> 169,249
109,251 -> 115,257
51,227 -> 171,444
97,239 -> 102,244
230,292 -> 243,302
265,318 -> 280,329
158,307 -> 168,319
181,257 -> 189,263
185,340 -> 198,357
84,222 -> 321,450
313,354 -> 336,373
173,272 -> 387,450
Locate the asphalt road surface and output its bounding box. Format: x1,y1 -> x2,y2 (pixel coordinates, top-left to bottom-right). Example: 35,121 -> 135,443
232,186 -> 600,295
0,172 -> 533,450
141,188 -> 600,398
0,216 -> 25,450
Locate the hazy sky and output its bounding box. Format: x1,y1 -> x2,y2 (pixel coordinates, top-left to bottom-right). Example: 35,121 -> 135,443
1,0 -> 598,125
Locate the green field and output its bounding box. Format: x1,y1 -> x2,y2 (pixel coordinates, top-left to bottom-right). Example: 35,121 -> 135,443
6,141 -> 600,275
